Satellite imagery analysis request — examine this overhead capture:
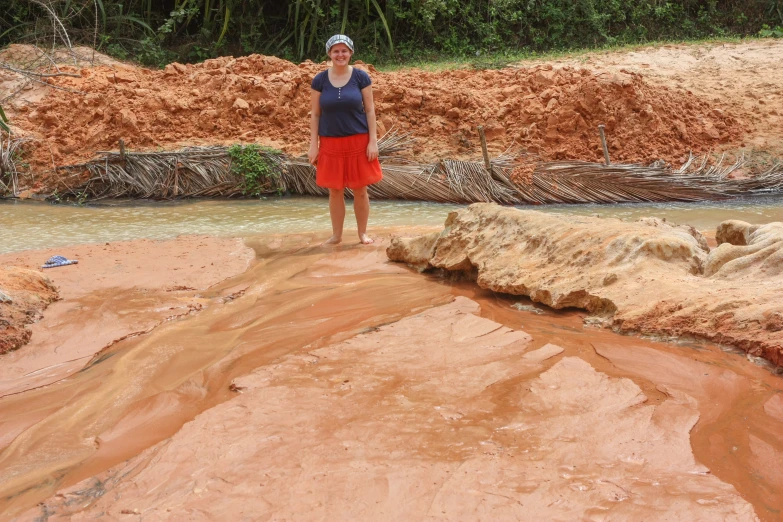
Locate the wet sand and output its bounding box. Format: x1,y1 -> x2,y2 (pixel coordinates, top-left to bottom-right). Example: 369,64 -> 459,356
1,231 -> 782,520
0,236 -> 255,396
472,289 -> 783,521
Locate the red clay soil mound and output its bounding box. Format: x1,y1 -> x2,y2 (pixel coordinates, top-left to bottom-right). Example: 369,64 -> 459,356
10,53 -> 743,186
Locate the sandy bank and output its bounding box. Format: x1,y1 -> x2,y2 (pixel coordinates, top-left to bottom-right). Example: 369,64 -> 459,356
0,267 -> 58,355
388,203 -> 783,368
0,236 -> 254,396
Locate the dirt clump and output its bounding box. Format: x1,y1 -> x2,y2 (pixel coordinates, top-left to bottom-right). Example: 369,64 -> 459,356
0,267 -> 58,354
388,203 -> 783,367
3,46 -> 742,191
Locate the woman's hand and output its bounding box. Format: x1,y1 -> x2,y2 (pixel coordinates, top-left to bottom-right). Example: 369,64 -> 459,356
308,143 -> 319,165
366,140 -> 379,162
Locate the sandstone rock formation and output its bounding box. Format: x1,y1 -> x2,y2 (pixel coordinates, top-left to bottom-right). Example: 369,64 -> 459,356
0,267 -> 58,354
708,220 -> 783,277
387,203 -> 783,367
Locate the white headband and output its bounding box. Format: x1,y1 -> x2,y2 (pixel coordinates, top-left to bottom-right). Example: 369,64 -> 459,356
326,34 -> 354,54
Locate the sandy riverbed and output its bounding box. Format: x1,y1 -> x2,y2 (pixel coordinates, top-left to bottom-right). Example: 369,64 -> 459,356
0,236 -> 254,397
1,228 -> 783,520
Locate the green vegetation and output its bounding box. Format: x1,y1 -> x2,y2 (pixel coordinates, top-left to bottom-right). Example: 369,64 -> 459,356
758,23 -> 783,37
228,144 -> 283,197
0,1 -> 781,67
0,105 -> 9,133
379,34 -> 751,72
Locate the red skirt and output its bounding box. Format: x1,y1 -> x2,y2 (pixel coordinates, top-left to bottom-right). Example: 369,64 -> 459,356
316,133 -> 383,190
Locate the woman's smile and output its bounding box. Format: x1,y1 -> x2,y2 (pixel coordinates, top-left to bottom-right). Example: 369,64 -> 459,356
329,44 -> 352,64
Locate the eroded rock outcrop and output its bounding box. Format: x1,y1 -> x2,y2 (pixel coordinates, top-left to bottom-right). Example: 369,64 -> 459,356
707,221 -> 783,277
388,203 -> 783,366
0,267 -> 58,355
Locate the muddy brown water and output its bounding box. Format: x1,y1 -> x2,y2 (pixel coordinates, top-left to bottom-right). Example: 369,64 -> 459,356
1,198 -> 783,519
3,195 -> 783,254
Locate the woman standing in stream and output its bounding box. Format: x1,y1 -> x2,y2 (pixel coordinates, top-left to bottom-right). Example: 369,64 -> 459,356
308,34 -> 383,245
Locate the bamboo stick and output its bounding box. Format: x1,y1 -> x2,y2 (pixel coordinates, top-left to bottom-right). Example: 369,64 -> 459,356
598,125 -> 610,166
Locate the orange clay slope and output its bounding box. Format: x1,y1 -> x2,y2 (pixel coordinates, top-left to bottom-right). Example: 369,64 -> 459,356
5,50 -> 743,190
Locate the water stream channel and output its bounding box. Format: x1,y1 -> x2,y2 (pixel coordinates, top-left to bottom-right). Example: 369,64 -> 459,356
3,195 -> 783,254
1,196 -> 783,519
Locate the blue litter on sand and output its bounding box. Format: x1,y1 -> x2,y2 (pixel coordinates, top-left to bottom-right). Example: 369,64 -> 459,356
41,255 -> 78,269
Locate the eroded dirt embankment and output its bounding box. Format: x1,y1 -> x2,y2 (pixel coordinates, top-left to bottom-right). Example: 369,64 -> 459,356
0,43 -> 743,192
388,203 -> 783,367
0,267 -> 58,355
528,39 -> 783,157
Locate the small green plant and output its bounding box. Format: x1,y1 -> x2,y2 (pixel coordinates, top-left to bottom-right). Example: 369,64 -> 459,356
758,24 -> 783,38
138,36 -> 177,68
74,190 -> 89,206
105,42 -> 130,61
228,144 -> 283,197
46,189 -> 88,205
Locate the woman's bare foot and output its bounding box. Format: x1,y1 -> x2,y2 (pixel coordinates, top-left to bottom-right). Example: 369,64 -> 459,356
323,235 -> 342,245
359,233 -> 374,245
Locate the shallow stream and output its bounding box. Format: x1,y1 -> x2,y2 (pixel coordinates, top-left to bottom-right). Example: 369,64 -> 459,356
3,195 -> 783,254
2,197 -> 783,519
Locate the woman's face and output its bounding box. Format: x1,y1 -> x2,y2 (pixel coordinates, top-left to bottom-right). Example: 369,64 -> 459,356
328,43 -> 352,66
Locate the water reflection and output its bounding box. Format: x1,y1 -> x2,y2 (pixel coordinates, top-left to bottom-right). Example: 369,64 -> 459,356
2,195 -> 783,254
0,198 -> 460,254
539,195 -> 783,229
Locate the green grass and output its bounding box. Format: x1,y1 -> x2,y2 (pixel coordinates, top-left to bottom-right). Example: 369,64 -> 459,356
373,35 -> 758,72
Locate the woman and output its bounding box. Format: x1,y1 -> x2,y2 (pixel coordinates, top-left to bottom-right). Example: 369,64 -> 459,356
308,34 -> 382,245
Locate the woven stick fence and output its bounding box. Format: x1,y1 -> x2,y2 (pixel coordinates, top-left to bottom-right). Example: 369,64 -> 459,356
60,130 -> 783,204
60,146 -> 285,199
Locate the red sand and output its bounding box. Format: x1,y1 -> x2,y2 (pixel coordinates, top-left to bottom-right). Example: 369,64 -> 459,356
6,51 -> 743,191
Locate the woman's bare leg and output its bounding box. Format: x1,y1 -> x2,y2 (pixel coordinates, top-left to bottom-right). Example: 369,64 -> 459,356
353,186 -> 373,244
325,188 -> 345,244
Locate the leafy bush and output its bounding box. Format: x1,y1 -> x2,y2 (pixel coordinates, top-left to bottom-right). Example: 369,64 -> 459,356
228,144 -> 283,197
758,23 -> 783,37
137,37 -> 177,68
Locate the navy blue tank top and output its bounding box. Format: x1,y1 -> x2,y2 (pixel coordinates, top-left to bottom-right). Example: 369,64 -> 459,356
311,68 -> 372,137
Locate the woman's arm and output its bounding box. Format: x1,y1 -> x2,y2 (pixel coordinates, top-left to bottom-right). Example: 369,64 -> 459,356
361,85 -> 379,162
308,89 -> 321,165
